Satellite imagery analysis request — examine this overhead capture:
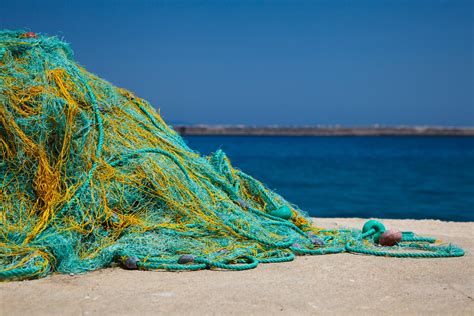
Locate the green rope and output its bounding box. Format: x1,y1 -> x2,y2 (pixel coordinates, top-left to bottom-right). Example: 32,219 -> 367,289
402,232 -> 437,243
256,251 -> 296,263
290,245 -> 345,255
345,242 -> 464,258
194,256 -> 259,271
0,255 -> 50,280
139,261 -> 207,271
343,220 -> 465,258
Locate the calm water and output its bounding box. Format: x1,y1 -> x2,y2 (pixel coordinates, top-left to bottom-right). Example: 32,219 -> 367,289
184,136 -> 474,221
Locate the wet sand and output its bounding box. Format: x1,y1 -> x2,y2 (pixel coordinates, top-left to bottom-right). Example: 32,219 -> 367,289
1,218 -> 473,315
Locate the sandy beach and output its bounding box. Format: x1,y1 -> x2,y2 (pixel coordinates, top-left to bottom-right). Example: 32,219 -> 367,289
1,218 -> 472,315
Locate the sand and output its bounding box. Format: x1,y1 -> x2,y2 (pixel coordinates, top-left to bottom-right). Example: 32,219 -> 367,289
1,218 -> 473,315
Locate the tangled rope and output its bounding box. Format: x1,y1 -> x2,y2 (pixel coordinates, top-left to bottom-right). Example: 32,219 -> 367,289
0,30 -> 464,281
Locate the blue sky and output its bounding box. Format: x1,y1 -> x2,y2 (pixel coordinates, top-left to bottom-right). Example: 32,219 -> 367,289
1,0 -> 473,126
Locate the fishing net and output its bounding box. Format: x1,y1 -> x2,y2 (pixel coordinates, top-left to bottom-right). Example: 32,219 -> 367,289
0,31 -> 464,281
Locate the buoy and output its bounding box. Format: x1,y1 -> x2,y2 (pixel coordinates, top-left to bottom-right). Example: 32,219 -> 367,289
178,254 -> 195,264
269,205 -> 292,220
123,256 -> 139,270
308,232 -> 325,247
20,32 -> 37,38
362,220 -> 386,243
378,229 -> 402,246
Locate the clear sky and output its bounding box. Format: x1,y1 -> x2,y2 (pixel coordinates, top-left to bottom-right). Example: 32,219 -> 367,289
1,0 -> 473,126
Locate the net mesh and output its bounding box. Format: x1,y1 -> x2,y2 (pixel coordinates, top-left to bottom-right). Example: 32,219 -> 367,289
0,31 -> 463,280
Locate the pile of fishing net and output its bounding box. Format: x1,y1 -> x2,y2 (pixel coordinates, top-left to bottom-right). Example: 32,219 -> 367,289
0,30 -> 464,281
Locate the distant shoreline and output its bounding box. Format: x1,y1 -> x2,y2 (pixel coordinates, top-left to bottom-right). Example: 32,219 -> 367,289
173,125 -> 474,136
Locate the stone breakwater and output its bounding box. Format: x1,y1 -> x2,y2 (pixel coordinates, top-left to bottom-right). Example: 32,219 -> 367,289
173,125 -> 474,136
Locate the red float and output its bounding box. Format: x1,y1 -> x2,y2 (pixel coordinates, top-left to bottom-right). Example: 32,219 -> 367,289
20,32 -> 38,38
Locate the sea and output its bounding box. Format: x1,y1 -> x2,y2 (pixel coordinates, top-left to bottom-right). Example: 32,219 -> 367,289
184,136 -> 474,222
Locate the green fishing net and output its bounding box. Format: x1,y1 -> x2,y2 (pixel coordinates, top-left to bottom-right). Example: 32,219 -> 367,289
0,31 -> 463,281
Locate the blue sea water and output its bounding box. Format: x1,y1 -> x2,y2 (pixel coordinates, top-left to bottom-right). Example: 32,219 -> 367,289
184,136 -> 474,221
